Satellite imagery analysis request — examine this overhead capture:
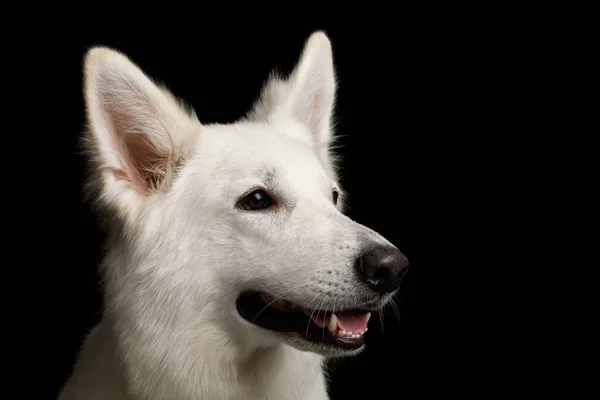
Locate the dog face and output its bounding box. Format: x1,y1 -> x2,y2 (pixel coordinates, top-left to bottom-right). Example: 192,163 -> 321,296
84,32 -> 408,358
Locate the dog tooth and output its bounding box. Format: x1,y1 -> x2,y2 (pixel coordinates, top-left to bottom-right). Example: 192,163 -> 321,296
366,312 -> 371,322
339,330 -> 347,337
327,313 -> 338,334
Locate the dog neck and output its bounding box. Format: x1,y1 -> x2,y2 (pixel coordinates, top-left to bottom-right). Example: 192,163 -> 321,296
90,312 -> 325,399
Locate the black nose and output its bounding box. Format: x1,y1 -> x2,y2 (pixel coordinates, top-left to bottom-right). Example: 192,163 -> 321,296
355,246 -> 409,294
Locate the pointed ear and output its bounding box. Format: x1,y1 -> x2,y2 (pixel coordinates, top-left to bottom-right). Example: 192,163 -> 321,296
83,47 -> 199,222
285,31 -> 337,148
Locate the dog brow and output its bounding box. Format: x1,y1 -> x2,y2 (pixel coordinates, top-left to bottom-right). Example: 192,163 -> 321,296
260,167 -> 277,187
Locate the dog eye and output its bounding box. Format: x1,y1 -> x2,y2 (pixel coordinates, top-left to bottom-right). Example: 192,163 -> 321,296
332,189 -> 339,205
240,189 -> 272,211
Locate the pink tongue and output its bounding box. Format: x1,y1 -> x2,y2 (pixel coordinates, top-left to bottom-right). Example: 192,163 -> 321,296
310,314 -> 330,328
336,313 -> 368,332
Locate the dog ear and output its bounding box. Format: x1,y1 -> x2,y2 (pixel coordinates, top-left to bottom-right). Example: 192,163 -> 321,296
247,31 -> 337,150
83,47 -> 199,223
285,31 -> 337,149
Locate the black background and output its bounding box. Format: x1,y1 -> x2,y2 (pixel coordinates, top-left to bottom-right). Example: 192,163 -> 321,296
24,21 -> 429,399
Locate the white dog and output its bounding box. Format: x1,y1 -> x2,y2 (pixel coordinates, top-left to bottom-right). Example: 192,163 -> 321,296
59,31 -> 409,400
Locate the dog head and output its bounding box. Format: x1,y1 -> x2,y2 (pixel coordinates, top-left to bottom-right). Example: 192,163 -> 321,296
83,31 -> 408,358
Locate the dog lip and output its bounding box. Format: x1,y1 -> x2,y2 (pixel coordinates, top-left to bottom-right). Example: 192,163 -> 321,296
255,292 -> 376,315
355,298 -> 390,312
236,291 -> 369,350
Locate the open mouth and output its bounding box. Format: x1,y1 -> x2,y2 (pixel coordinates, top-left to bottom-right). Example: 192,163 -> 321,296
236,291 -> 372,350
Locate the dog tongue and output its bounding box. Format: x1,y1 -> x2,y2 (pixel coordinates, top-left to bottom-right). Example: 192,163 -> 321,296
336,312 -> 368,332
308,312 -> 368,331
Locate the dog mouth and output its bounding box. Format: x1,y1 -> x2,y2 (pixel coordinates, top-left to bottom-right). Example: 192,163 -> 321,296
236,291 -> 372,350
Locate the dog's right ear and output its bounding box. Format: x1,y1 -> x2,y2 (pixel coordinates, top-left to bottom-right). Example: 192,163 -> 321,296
283,31 -> 337,150
83,47 -> 199,224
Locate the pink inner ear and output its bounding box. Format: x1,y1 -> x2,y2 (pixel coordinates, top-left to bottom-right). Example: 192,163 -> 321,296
102,91 -> 171,195
309,91 -> 323,133
108,132 -> 163,195
123,132 -> 168,192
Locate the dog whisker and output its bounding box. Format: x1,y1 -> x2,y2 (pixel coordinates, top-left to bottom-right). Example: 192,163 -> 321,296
304,293 -> 321,340
327,292 -> 341,337
314,295 -> 329,338
251,282 -> 314,323
390,297 -> 401,322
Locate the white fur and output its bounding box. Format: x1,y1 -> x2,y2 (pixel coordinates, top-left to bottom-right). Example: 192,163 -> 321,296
60,31 -> 398,399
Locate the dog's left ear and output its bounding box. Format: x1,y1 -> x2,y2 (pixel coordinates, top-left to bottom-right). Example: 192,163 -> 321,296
285,31 -> 337,149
